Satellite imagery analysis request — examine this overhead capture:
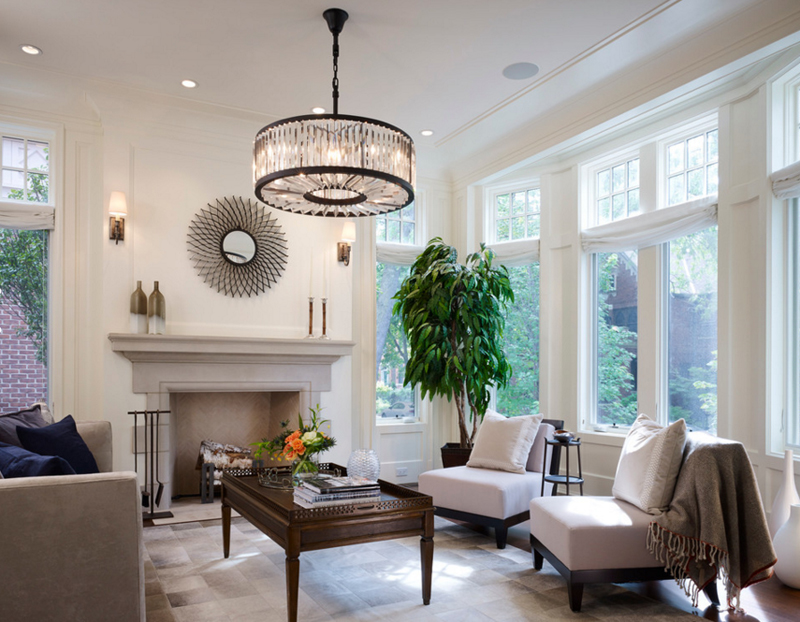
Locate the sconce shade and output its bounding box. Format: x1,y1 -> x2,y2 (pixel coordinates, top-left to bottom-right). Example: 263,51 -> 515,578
109,191 -> 128,216
109,191 -> 127,244
341,221 -> 356,243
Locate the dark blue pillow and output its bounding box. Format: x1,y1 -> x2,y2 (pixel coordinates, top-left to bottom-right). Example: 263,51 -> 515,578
17,415 -> 99,475
0,441 -> 76,478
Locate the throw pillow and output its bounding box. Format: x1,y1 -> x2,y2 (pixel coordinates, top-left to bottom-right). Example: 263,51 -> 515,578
0,441 -> 76,478
526,421 -> 556,472
0,404 -> 48,447
612,414 -> 687,514
466,410 -> 543,474
17,414 -> 100,475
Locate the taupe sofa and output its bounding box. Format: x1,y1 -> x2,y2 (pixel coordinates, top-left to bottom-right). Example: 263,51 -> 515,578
0,421 -> 145,622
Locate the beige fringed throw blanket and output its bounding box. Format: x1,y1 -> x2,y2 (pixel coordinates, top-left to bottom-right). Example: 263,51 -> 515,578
647,433 -> 776,611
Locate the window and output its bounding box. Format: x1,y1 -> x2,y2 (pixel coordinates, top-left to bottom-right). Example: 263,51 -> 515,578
494,188 -> 540,241
787,202 -> 800,446
2,136 -> 49,203
594,251 -> 638,427
375,203 -> 415,244
496,263 -> 540,416
666,129 -> 718,206
596,159 -> 639,225
375,203 -> 419,424
666,227 -> 718,434
375,263 -> 414,422
0,133 -> 51,412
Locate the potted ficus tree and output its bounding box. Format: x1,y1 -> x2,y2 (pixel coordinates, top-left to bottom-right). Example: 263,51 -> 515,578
393,237 -> 514,466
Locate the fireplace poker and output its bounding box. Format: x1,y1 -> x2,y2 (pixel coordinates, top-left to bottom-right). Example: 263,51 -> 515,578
154,411 -> 164,507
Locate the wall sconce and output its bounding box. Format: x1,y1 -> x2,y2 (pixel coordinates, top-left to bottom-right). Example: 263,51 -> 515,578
337,221 -> 356,266
109,191 -> 127,245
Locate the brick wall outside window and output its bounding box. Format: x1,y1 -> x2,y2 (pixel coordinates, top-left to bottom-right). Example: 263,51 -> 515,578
0,301 -> 46,413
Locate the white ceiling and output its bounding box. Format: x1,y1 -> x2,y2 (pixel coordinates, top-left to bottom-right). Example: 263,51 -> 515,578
2,0 -> 800,181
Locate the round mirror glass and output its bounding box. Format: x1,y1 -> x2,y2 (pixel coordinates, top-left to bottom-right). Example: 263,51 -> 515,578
222,230 -> 256,265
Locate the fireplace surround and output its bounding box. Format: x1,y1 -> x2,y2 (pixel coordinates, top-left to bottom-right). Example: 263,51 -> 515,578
109,334 -> 354,508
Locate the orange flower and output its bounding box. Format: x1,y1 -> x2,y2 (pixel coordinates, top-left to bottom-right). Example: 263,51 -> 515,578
285,430 -> 301,444
285,450 -> 297,461
291,438 -> 306,454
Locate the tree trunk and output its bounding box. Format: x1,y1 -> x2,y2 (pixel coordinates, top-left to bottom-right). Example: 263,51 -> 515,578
455,385 -> 470,448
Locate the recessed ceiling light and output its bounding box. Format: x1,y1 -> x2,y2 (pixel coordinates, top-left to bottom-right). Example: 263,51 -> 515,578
420,130 -> 434,137
311,106 -> 326,114
502,62 -> 540,80
181,79 -> 198,89
20,44 -> 42,56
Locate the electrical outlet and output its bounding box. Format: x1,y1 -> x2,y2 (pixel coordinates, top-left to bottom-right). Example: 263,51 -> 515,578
396,467 -> 408,477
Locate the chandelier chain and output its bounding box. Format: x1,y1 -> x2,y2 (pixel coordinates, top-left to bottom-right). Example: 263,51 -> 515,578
332,32 -> 340,115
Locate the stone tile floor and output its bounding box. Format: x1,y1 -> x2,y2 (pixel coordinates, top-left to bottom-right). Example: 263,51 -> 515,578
143,516 -> 699,621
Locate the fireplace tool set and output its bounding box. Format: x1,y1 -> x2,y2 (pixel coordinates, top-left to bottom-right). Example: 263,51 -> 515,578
129,409 -> 173,520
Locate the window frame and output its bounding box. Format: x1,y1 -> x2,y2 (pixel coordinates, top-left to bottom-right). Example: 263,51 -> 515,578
770,64 -> 800,453
0,120 -> 59,414
580,115 -> 720,435
583,148 -> 641,230
373,193 -> 426,427
656,115 -> 719,209
484,178 -> 541,245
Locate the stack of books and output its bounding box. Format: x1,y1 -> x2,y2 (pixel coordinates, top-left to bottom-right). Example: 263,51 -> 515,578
293,475 -> 381,508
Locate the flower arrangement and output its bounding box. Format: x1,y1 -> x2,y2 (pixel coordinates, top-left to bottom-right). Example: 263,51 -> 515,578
253,405 -> 336,478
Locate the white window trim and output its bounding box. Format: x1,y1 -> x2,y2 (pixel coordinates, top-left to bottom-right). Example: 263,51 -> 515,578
656,114 -> 718,209
582,148 -> 641,230
483,178 -> 541,246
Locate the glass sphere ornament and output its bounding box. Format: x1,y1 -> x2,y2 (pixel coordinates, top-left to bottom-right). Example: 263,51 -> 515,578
347,449 -> 380,481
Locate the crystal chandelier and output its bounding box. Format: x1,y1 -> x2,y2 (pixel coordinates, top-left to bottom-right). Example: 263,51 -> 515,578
253,8 -> 415,218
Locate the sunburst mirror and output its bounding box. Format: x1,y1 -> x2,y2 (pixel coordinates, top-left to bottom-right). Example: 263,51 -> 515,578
187,196 -> 288,297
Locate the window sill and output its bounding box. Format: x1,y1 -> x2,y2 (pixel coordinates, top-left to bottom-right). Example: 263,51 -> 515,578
577,429 -> 627,447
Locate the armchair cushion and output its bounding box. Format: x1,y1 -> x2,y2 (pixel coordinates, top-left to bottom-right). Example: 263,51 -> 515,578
18,415 -> 99,475
0,442 -> 76,478
612,414 -> 686,514
420,465 -> 545,519
466,410 -> 542,473
530,496 -> 662,571
0,404 -> 47,447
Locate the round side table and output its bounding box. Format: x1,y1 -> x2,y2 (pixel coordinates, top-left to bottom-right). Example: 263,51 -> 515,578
541,438 -> 584,496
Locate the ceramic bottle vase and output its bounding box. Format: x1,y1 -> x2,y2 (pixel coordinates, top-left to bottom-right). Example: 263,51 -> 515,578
129,281 -> 148,334
769,449 -> 800,537
147,281 -> 166,335
773,504 -> 800,588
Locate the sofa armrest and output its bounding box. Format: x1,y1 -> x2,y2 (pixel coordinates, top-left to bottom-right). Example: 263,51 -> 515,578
0,471 -> 145,622
76,420 -> 113,472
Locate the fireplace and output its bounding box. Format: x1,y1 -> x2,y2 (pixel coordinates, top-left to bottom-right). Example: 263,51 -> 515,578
109,334 -> 354,509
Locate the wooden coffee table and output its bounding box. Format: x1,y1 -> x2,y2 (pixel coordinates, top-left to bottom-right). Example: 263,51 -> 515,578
221,465 -> 434,622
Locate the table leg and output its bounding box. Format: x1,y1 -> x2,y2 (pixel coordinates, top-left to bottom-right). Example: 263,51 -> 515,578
285,555 -> 300,622
222,504 -> 231,559
420,536 -> 433,605
421,509 -> 434,605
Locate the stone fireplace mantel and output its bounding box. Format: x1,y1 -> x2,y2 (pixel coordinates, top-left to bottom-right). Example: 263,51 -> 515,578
108,333 -> 355,394
109,333 -> 355,510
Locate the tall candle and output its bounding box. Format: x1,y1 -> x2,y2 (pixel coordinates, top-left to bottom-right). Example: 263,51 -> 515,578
323,252 -> 328,298
309,251 -> 314,297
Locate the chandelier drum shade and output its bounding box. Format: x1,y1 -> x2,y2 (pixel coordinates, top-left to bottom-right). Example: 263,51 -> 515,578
253,8 -> 415,218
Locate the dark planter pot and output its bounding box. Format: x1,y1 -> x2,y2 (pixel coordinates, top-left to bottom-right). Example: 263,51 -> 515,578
441,442 -> 472,468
